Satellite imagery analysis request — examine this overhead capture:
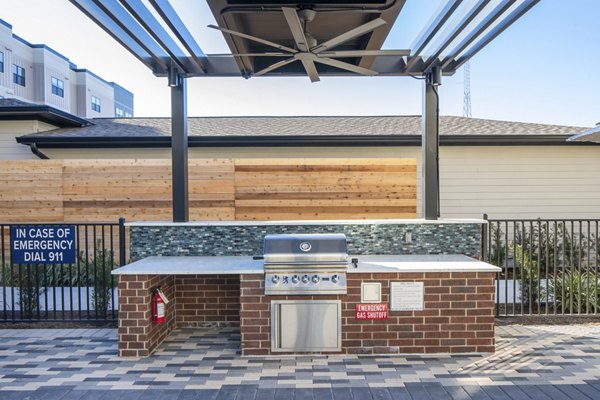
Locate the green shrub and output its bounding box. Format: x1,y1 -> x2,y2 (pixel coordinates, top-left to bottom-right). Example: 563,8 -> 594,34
514,244 -> 540,306
549,269 -> 600,314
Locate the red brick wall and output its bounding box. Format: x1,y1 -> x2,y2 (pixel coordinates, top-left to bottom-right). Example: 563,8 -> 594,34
239,272 -> 495,355
118,274 -> 175,357
118,274 -> 240,357
174,275 -> 240,327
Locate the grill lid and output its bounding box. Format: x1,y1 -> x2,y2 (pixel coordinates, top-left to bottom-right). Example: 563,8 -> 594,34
263,233 -> 348,264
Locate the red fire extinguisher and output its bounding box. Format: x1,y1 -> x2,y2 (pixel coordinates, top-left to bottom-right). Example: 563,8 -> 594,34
152,288 -> 169,324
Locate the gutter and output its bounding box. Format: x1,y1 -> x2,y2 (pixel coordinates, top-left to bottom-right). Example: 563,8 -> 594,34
28,143 -> 49,159
16,134 -> 598,149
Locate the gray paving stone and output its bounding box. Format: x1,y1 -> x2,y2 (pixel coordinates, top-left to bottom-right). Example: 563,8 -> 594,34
350,387 -> 373,400
516,386 -> 551,400
554,385 -> 593,400
423,384 -> 452,400
387,387 -> 412,400
499,386 -> 532,400
217,388 -> 239,400
274,388 -> 294,400
79,391 -> 113,400
481,386 -> 512,400
461,386 -> 493,400
442,386 -> 473,400
294,389 -> 313,400
571,383 -> 600,399
370,388 -> 392,400
255,388 -> 276,400
313,388 -> 333,400
332,387 -> 352,400
404,383 -> 432,400
534,385 -> 570,400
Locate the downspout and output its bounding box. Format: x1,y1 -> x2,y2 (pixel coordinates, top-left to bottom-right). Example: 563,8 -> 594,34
29,143 -> 49,159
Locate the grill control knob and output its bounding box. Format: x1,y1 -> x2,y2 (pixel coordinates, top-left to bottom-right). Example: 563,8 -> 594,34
301,274 -> 310,284
311,274 -> 320,284
331,274 -> 340,284
291,275 -> 300,284
271,275 -> 280,284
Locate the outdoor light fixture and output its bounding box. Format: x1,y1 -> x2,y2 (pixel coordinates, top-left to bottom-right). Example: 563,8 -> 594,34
167,66 -> 179,87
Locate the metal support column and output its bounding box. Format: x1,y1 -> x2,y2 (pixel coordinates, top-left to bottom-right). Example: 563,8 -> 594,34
171,71 -> 189,222
422,67 -> 441,220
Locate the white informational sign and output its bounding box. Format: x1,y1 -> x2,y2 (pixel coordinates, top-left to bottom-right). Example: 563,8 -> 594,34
390,282 -> 424,311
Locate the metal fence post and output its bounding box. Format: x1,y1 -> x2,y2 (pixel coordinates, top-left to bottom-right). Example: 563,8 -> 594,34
481,213 -> 489,261
119,217 -> 126,267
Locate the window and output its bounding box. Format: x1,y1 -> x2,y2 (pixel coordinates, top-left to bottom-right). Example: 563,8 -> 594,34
125,112 -> 132,118
91,95 -> 101,112
0,52 -> 4,73
12,64 -> 25,86
115,107 -> 124,118
51,77 -> 64,97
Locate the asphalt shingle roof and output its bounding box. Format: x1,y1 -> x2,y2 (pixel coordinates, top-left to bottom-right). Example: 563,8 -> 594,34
20,115 -> 587,139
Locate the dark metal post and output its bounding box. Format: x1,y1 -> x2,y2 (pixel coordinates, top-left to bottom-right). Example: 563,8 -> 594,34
171,72 -> 189,222
119,217 -> 126,267
481,213 -> 489,261
422,68 -> 441,220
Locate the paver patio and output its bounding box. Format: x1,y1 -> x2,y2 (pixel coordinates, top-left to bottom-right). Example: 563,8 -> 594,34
0,324 -> 599,399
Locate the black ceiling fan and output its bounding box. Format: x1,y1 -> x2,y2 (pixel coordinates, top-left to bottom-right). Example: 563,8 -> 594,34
208,7 -> 409,82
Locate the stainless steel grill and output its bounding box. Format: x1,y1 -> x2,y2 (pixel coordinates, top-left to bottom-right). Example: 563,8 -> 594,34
263,233 -> 348,295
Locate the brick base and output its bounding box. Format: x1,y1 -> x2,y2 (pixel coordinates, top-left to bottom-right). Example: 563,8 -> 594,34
239,272 -> 496,355
118,274 -> 175,357
117,274 -> 240,357
118,271 -> 496,357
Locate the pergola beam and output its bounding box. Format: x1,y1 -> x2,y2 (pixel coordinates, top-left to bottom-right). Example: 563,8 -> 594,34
450,0 -> 541,72
69,0 -> 165,73
441,0 -> 515,69
150,0 -> 208,73
405,0 -> 462,71
419,0 -> 490,73
89,0 -> 171,70
119,0 -> 201,74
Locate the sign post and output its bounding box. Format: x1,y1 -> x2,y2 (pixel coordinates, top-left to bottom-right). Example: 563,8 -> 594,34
11,225 -> 76,264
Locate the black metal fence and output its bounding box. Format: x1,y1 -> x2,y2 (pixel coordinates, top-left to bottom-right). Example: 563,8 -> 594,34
0,218 -> 126,322
484,216 -> 600,316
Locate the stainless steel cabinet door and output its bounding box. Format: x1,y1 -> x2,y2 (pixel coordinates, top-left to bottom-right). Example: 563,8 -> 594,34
271,300 -> 341,352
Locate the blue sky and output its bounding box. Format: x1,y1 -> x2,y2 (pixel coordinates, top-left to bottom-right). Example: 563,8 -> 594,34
1,0 -> 599,127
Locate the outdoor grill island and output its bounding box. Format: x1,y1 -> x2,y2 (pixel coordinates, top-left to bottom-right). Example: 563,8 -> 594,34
112,219 -> 500,357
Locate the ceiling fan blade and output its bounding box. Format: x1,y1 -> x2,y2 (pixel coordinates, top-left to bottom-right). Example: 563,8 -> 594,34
300,59 -> 320,83
281,7 -> 309,52
311,18 -> 387,54
321,49 -> 411,57
207,24 -> 297,54
207,53 -> 292,57
253,57 -> 297,77
314,57 -> 378,76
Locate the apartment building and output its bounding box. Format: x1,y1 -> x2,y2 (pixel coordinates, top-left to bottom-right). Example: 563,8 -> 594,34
0,18 -> 133,118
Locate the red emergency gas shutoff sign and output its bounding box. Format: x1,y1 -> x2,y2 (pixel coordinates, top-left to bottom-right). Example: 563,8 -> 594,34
355,303 -> 388,320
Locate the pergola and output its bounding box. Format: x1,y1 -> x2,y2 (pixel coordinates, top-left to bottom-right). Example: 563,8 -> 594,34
69,0 -> 539,222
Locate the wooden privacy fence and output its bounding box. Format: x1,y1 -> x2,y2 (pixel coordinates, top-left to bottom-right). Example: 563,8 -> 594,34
0,158 -> 416,222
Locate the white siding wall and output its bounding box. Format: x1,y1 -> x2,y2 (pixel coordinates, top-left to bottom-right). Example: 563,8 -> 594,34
81,73 -> 115,118
40,145 -> 600,219
0,120 -> 56,159
439,146 -> 600,219
0,22 -> 121,117
0,28 -> 34,100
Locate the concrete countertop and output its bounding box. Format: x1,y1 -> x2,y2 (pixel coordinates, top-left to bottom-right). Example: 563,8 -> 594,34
349,254 -> 501,273
112,254 -> 500,275
112,256 -> 264,275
